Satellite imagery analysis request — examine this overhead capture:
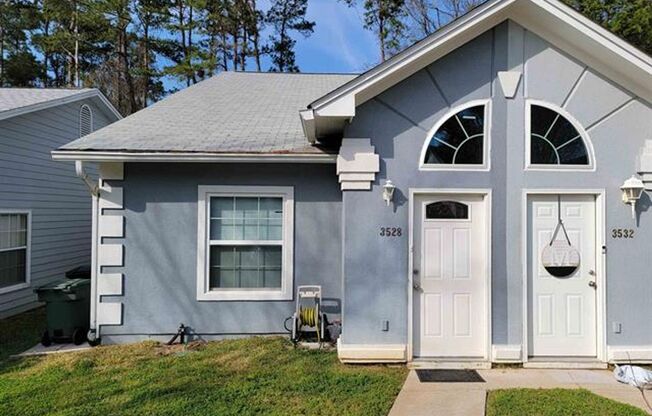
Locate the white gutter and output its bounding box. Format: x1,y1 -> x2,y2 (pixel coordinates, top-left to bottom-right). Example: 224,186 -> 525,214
74,160 -> 101,341
53,150 -> 337,163
75,160 -> 99,195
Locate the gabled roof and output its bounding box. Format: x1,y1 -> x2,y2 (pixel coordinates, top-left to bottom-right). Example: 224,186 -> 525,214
54,72 -> 355,162
0,88 -> 121,122
53,0 -> 651,162
301,0 -> 652,141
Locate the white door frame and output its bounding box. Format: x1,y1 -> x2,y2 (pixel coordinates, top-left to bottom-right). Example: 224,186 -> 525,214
521,189 -> 607,363
408,188 -> 492,362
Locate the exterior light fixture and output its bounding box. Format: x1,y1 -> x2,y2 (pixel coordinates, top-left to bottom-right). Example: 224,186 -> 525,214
621,175 -> 645,219
382,180 -> 396,206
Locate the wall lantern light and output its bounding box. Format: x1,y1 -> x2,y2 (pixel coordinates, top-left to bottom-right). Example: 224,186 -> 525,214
382,180 -> 396,206
621,175 -> 645,219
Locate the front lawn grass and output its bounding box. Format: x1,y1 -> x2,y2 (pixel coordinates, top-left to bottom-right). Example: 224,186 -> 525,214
486,388 -> 648,416
0,337 -> 407,416
0,307 -> 45,362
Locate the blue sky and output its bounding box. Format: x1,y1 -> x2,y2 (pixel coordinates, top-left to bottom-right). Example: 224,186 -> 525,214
290,0 -> 379,73
161,1 -> 380,91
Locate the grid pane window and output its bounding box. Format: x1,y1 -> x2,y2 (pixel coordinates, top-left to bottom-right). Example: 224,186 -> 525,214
0,214 -> 28,289
208,196 -> 283,290
209,246 -> 282,289
210,197 -> 283,241
530,105 -> 589,166
424,105 -> 486,165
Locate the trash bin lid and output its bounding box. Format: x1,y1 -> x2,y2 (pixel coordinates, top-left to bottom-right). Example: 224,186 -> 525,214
66,265 -> 91,279
36,278 -> 90,293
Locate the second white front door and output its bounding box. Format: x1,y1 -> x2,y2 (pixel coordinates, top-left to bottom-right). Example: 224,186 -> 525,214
527,194 -> 598,357
413,194 -> 488,358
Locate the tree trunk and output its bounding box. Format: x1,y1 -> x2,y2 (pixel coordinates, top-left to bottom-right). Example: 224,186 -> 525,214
74,4 -> 79,87
251,0 -> 261,71
43,20 -> 51,86
143,23 -> 149,106
188,4 -> 197,83
221,31 -> 228,71
0,26 -> 4,87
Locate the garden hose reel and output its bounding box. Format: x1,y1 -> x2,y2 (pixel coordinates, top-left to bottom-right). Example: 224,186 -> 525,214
290,285 -> 326,345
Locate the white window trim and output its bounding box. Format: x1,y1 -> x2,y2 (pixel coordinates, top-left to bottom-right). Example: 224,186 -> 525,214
419,99 -> 492,172
196,185 -> 294,301
0,210 -> 32,295
525,100 -> 596,172
79,104 -> 93,138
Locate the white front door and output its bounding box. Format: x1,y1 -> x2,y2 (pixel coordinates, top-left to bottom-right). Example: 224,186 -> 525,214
528,195 -> 597,357
413,194 -> 488,358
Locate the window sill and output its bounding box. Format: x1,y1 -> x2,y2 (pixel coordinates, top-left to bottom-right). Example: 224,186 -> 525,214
525,165 -> 595,172
0,282 -> 30,295
197,289 -> 291,301
419,165 -> 490,172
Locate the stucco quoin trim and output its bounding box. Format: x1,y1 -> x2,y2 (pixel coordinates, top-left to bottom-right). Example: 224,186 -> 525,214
337,340 -> 407,363
638,140 -> 652,190
336,139 -> 380,190
95,162 -> 125,328
608,346 -> 652,363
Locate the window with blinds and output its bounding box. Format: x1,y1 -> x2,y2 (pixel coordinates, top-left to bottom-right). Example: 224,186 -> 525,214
0,213 -> 29,289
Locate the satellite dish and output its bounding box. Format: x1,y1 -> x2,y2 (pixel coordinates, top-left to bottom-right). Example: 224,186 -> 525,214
541,196 -> 581,278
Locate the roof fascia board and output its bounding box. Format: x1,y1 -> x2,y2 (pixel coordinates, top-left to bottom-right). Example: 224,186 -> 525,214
92,92 -> 123,120
299,109 -> 317,143
513,0 -> 652,102
309,0 -> 652,118
0,89 -> 122,123
309,0 -> 514,116
51,150 -> 337,164
531,0 -> 651,67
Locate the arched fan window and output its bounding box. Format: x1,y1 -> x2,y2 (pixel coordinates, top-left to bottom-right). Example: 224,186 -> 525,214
528,102 -> 592,167
421,102 -> 488,169
79,104 -> 93,138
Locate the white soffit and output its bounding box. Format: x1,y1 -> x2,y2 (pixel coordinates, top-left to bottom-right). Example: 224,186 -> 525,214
307,0 -> 652,128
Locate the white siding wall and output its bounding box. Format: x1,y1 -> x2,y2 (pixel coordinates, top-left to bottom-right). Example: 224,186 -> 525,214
0,97 -> 117,317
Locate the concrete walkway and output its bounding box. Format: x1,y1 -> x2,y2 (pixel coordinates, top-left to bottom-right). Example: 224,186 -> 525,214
389,369 -> 652,415
13,342 -> 91,358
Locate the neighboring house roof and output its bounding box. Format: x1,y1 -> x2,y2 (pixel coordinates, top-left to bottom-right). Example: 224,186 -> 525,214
0,88 -> 122,122
55,72 -> 356,161
301,0 -> 652,141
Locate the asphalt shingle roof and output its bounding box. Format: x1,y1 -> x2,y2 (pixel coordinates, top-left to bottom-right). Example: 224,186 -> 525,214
61,72 -> 357,154
0,88 -> 94,113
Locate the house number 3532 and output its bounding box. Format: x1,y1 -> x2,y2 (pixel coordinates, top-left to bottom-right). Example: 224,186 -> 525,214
380,227 -> 402,237
612,228 -> 635,239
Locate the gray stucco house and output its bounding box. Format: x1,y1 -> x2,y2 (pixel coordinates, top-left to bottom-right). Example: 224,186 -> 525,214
53,0 -> 652,367
0,88 -> 121,318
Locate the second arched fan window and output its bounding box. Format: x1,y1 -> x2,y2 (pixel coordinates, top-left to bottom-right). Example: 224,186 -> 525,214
423,104 -> 486,165
530,104 -> 589,166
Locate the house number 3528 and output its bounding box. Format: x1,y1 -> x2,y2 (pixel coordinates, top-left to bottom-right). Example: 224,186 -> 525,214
612,228 -> 635,239
380,227 -> 402,237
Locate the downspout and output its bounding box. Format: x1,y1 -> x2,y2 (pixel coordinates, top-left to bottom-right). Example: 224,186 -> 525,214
75,161 -> 101,343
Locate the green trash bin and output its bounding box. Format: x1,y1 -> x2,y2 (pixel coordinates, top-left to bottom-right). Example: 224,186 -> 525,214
35,278 -> 90,346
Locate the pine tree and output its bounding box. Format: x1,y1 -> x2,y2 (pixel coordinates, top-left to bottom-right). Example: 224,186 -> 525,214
341,0 -> 406,62
0,0 -> 39,86
265,0 -> 314,72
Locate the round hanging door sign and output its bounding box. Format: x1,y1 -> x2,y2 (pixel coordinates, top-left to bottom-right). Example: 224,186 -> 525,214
541,240 -> 581,278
